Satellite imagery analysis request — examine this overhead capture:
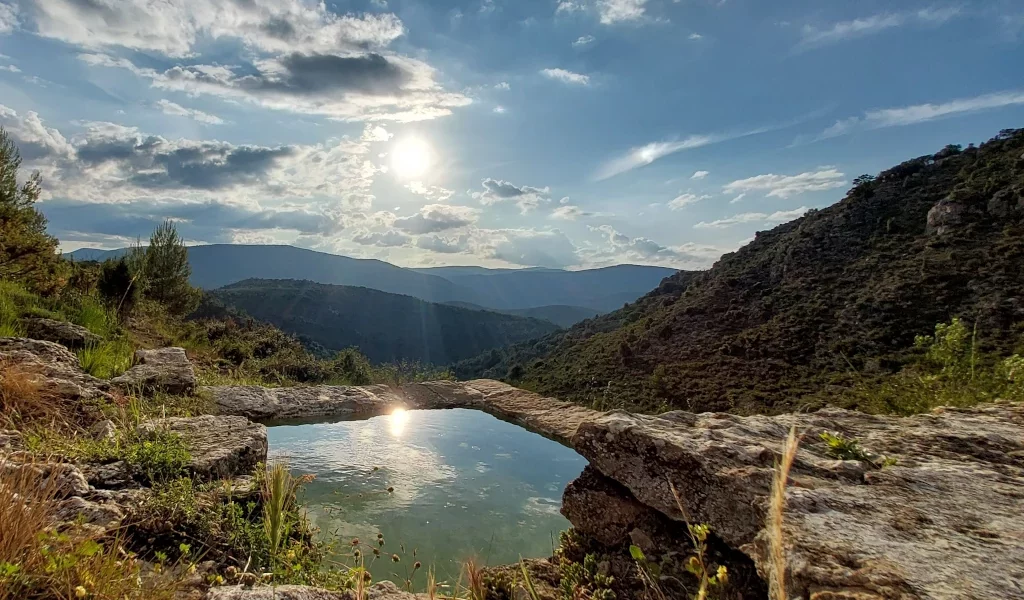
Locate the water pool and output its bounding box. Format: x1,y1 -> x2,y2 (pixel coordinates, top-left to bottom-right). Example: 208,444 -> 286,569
267,408 -> 587,586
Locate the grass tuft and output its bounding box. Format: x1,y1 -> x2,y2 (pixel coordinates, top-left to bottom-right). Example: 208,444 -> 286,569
78,338 -> 135,379
767,427 -> 798,600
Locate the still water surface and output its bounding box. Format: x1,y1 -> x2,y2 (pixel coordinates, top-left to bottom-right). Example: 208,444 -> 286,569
267,408 -> 587,586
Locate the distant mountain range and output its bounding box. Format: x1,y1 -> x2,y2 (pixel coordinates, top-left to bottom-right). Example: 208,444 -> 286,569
65,244 -> 677,315
444,302 -> 602,328
209,279 -> 562,364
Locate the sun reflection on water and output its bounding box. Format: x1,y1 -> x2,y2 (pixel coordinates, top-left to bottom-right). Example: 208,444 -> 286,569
389,407 -> 409,437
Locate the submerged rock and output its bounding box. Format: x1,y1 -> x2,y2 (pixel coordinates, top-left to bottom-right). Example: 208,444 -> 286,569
569,403 -> 1024,600
139,415 -> 266,480
112,347 -> 196,395
206,582 -> 426,599
21,318 -> 101,349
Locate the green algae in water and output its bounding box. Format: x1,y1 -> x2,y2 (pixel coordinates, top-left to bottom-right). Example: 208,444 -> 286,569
267,408 -> 587,588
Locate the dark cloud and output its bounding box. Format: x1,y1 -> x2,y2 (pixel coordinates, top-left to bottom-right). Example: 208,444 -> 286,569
74,133 -> 294,190
40,198 -> 341,244
393,204 -> 476,234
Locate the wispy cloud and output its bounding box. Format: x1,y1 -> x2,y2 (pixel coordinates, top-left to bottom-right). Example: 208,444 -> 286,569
804,90 -> 1024,143
540,68 -> 590,85
694,207 -> 811,229
155,99 -> 225,125
723,168 -> 845,199
668,193 -> 710,210
800,6 -> 961,47
598,0 -> 648,24
572,35 -> 596,47
690,170 -> 709,180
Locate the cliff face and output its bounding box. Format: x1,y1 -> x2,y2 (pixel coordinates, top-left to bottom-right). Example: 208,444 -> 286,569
469,130 -> 1024,414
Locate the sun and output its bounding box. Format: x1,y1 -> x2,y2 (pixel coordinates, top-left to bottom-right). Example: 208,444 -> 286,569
390,137 -> 433,180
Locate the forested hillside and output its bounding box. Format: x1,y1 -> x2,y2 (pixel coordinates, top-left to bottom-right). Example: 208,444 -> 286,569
458,130 -> 1024,414
211,279 -> 562,364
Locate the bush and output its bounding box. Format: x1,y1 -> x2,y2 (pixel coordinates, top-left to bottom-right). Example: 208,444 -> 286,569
143,221 -> 200,316
98,258 -> 141,317
125,429 -> 191,484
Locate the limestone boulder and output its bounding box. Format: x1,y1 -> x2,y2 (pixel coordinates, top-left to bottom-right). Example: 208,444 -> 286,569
112,347 -> 196,395
21,317 -> 101,349
139,415 -> 267,480
570,404 -> 1024,600
0,337 -> 111,401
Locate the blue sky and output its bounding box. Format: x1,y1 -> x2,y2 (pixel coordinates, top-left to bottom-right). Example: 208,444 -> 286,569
1,0 -> 1022,269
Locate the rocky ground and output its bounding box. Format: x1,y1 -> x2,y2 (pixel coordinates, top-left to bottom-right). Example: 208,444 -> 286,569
3,328 -> 1022,599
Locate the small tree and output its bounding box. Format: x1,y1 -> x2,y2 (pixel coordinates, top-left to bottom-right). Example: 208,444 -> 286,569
144,220 -> 200,316
0,127 -> 65,294
98,257 -> 140,317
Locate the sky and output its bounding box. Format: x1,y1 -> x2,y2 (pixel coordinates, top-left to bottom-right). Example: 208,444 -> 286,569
0,0 -> 1022,270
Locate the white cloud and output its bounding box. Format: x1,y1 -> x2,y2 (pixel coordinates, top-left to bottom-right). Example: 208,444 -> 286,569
800,7 -> 960,47
26,0 -> 405,57
729,193 -> 746,204
809,90 -> 1024,142
494,81 -> 511,90
489,229 -> 580,268
597,0 -> 648,24
688,32 -> 702,40
694,207 -> 811,229
690,170 -> 709,180
723,168 -> 845,199
595,135 -> 713,180
361,125 -> 392,142
0,2 -> 18,34
352,229 -> 410,247
572,35 -> 596,47
155,99 -> 224,125
551,204 -> 591,220
471,178 -> 551,213
556,1 -> 585,15
493,105 -> 507,114
0,64 -> 19,73
404,181 -> 454,202
668,193 -> 710,210
587,224 -> 721,268
540,68 -> 590,86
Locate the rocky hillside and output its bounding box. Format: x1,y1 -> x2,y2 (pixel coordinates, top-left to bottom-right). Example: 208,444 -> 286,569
210,278 -> 561,364
459,129 -> 1024,414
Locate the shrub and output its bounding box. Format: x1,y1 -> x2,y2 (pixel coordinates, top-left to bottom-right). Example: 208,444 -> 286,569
98,258 -> 140,317
125,429 -> 191,484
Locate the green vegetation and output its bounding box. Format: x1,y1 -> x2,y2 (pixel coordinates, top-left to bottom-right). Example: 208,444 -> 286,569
77,338 -> 135,378
209,278 -> 561,365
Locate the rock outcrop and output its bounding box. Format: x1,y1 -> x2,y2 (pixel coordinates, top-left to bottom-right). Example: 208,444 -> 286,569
139,415 -> 267,480
112,347 -> 196,395
568,403 -> 1024,600
0,337 -> 111,401
21,318 -> 101,349
207,378 -> 600,444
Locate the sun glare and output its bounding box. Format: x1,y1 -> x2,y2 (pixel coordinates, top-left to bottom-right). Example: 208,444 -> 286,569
389,407 -> 410,437
390,137 -> 433,179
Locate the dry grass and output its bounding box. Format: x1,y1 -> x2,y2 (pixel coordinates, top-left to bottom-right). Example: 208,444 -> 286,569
767,427 -> 799,600
0,459 -> 184,600
0,359 -> 63,428
461,557 -> 487,600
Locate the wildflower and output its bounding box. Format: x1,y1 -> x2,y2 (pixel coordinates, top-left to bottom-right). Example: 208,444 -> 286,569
354,549 -> 361,558
363,570 -> 372,582
413,561 -> 422,570
373,548 -> 381,556
187,563 -> 197,575
351,538 -> 360,546
716,565 -> 728,585
74,586 -> 88,599
391,554 -> 400,563
377,532 -> 384,539
378,539 -> 385,547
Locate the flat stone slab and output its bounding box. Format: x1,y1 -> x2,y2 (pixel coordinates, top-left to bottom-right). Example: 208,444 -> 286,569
21,318 -> 101,349
206,582 -> 425,599
205,379 -> 602,444
571,403 -> 1024,600
139,415 -> 267,480
112,347 -> 196,395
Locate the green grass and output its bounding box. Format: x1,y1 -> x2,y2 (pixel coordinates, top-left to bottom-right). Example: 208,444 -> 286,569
73,296 -> 115,337
78,338 -> 135,379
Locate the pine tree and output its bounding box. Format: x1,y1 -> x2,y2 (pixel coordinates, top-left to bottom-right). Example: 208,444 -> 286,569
0,127 -> 65,293
144,220 -> 200,316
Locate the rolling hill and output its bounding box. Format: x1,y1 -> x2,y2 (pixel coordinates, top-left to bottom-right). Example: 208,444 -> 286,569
66,245 -> 677,311
209,279 -> 561,364
456,129 -> 1024,415
444,302 -> 603,328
